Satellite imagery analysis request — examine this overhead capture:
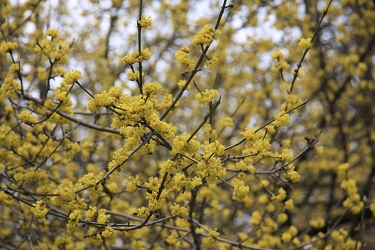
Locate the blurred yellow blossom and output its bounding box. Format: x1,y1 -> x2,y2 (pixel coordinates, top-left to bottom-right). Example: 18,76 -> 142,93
31,200 -> 49,218
298,38 -> 312,50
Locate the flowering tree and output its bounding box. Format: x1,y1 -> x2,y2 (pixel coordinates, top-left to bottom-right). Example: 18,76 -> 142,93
1,0 -> 375,249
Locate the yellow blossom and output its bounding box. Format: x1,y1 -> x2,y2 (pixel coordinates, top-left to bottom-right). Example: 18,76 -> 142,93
138,14 -> 152,28
205,53 -> 219,70
0,41 -> 18,54
136,206 -> 150,219
127,70 -> 140,81
232,181 -> 249,201
315,146 -> 324,156
287,170 -> 301,182
271,50 -> 284,59
18,110 -> 37,123
126,175 -> 140,192
220,116 -> 234,127
108,86 -> 122,97
175,46 -> 195,71
284,199 -> 294,210
9,63 -> 23,73
272,60 -> 290,72
122,48 -> 151,65
102,226 -> 115,238
143,81 -> 163,96
31,200 -> 49,218
86,206 -> 97,221
272,188 -> 287,202
67,210 -> 81,232
193,24 -> 221,45
273,112 -> 290,128
298,37 -> 312,50
46,28 -> 59,38
97,209 -> 110,223
63,70 -> 81,85
309,218 -> 325,229
195,89 -> 219,104
277,213 -> 288,224
292,68 -> 304,78
0,75 -> 21,98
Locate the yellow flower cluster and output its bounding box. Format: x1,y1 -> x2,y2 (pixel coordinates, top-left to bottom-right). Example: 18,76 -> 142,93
371,199 -> 375,217
138,14 -> 152,28
219,116 -> 234,127
280,148 -> 293,162
54,84 -> 71,104
241,128 -> 258,141
315,146 -> 324,156
201,229 -> 220,248
31,200 -> 49,218
287,170 -> 301,182
9,63 -> 23,74
0,190 -> 16,206
34,29 -> 70,64
172,173 -> 202,190
241,128 -> 272,159
77,172 -> 103,200
0,75 -> 21,98
331,228 -> 362,249
284,199 -> 294,210
122,48 -> 151,65
272,59 -> 290,72
171,133 -> 200,156
195,89 -> 219,104
126,175 -> 140,192
165,232 -> 181,249
127,70 -> 140,81
277,213 -> 288,223
340,178 -> 363,214
102,226 -> 115,238
196,156 -> 224,184
88,86 -> 121,112
309,217 -> 325,229
53,82 -> 73,114
250,210 -> 262,225
97,208 -> 110,223
337,162 -> 350,176
51,182 -> 76,207
298,37 -> 312,50
46,28 -> 59,38
170,203 -> 189,218
273,112 -> 290,128
0,41 -> 18,54
271,50 -> 284,59
85,206 -> 97,220
281,225 -> 298,243
204,53 -> 219,70
143,81 -> 163,96
63,70 -> 81,85
18,110 -> 37,123
88,230 -> 103,245
292,68 -> 304,78
203,123 -> 218,140
232,181 -> 250,201
202,140 -> 225,156
272,187 -> 287,202
137,206 -> 150,219
67,210 -> 81,232
175,46 -> 195,71
193,24 -> 221,46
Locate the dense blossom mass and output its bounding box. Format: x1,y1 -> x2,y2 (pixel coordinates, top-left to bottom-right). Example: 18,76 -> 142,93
0,0 -> 375,249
